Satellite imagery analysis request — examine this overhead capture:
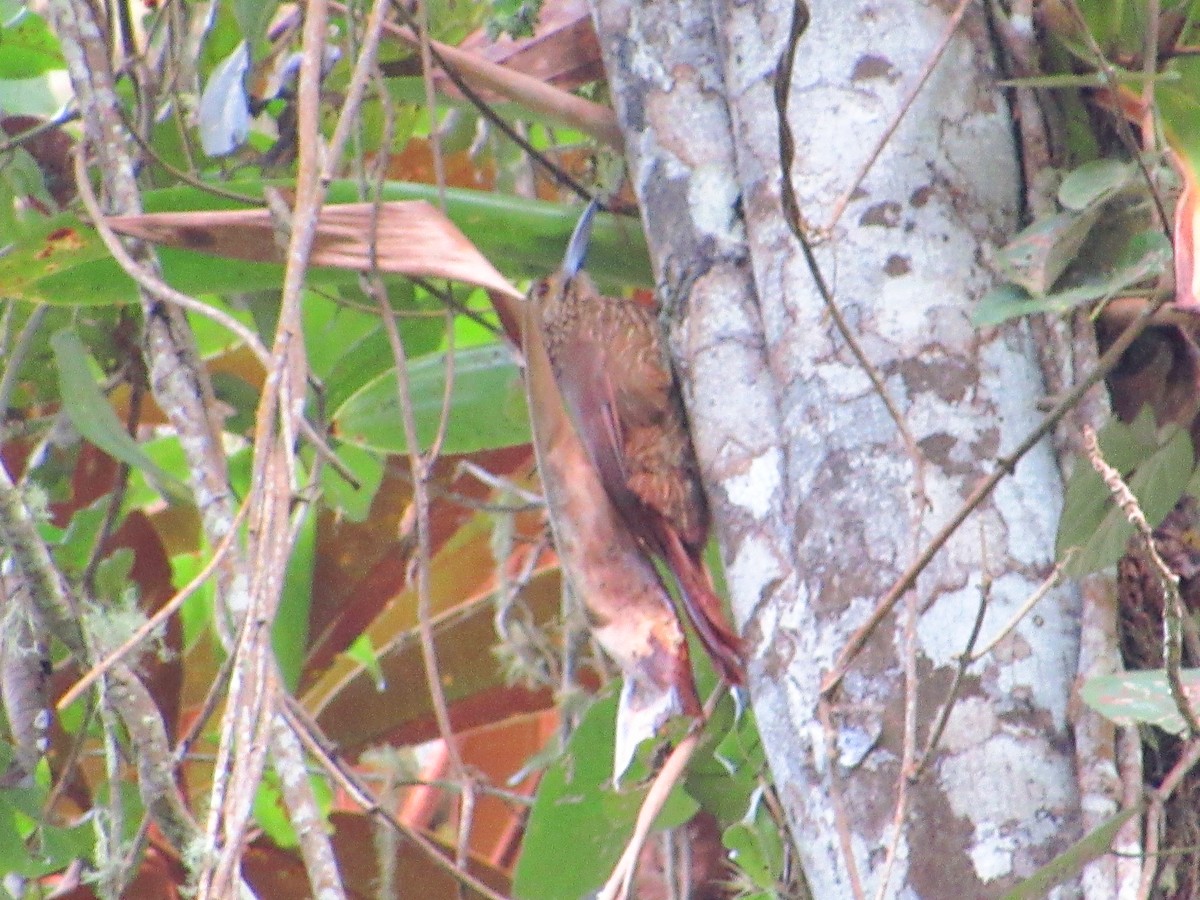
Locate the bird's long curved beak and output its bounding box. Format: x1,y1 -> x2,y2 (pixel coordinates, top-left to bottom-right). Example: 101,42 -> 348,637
561,199 -> 600,279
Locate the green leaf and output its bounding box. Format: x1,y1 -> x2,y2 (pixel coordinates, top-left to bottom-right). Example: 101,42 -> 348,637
53,494 -> 113,576
332,343 -> 529,455
1057,158 -> 1134,211
233,0 -> 278,52
274,504 -> 315,692
724,794 -> 785,892
322,310 -> 443,413
975,231 -> 1170,326
0,75 -> 67,119
320,443 -> 385,523
0,10 -> 64,78
253,773 -> 298,850
685,699 -> 760,823
50,329 -> 191,504
1158,56 -> 1200,174
1082,670 -> 1200,733
514,690 -> 697,900
345,634 -> 386,692
999,806 -> 1142,900
992,207 -> 1103,296
1057,421 -> 1193,576
0,183 -> 652,307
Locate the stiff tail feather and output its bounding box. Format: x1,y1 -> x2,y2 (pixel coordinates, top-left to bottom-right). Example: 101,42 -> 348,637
661,527 -> 744,685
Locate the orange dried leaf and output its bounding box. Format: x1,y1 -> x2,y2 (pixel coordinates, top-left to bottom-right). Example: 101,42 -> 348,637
106,202 -> 525,301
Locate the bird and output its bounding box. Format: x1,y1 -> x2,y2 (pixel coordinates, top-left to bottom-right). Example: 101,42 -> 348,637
530,201 -> 744,685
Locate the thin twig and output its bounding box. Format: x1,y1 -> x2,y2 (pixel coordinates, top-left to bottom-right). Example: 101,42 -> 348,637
774,1 -> 929,519
968,558 -> 1068,662
598,686 -> 728,900
280,696 -> 513,900
57,499 -> 251,711
1139,737 -> 1200,899
873,584 -> 921,900
912,571 -> 991,781
822,289 -> 1172,696
360,43 -> 465,782
815,697 -> 867,900
75,150 -> 274,368
1082,426 -> 1199,737
377,0 -> 594,200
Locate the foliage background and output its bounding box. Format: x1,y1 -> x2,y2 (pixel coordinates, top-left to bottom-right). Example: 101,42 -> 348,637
9,0 -> 1200,898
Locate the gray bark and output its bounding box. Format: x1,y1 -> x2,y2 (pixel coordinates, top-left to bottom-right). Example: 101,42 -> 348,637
589,0 -> 1085,896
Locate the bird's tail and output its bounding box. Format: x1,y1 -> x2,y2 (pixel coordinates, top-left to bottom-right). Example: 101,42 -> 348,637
661,528 -> 745,685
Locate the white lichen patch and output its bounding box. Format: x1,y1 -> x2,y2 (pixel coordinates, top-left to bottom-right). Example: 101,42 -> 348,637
727,533 -> 785,609
723,448 -> 782,518
938,731 -> 1075,881
688,163 -> 744,242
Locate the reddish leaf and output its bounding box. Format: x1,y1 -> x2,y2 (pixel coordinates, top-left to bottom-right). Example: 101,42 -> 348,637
304,564 -> 562,752
106,202 -> 525,301
454,0 -> 604,93
1173,150 -> 1200,311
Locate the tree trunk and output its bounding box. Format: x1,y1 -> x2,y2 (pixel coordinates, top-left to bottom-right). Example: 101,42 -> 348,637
589,0 -> 1086,896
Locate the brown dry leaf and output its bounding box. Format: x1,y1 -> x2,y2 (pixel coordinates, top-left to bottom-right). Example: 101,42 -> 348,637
105,201 -> 525,301
454,0 -> 604,94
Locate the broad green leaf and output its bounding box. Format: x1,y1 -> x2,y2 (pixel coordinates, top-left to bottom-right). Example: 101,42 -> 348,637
0,10 -> 64,78
50,329 -> 191,504
1057,158 -> 1133,211
1057,422 -> 1193,576
684,697 -> 759,822
724,792 -> 785,892
1081,670 -> 1200,733
0,74 -> 70,118
332,343 -> 528,455
514,690 -> 698,900
319,443 -> 385,523
992,207 -> 1103,296
1158,56 -> 1200,173
233,0 -> 278,52
975,231 -> 1170,326
999,807 -> 1142,900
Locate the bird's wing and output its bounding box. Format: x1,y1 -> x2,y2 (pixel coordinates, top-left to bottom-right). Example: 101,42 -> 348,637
555,331 -> 636,512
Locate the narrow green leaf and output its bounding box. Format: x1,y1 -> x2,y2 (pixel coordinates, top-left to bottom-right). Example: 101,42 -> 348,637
999,807 -> 1142,900
50,330 -> 191,504
332,343 -> 529,455
275,504 -> 315,692
345,635 -> 386,692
